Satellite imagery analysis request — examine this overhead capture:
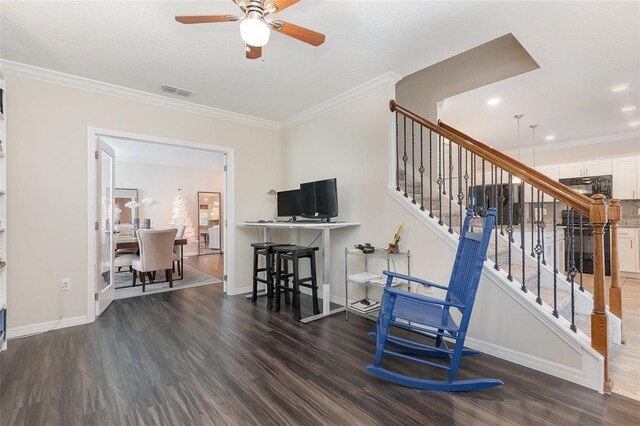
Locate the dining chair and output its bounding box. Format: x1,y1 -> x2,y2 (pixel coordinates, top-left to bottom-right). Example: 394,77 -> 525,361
170,224 -> 186,274
132,228 -> 178,292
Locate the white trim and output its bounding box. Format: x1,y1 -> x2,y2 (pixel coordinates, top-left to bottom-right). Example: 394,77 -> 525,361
8,316 -> 87,339
87,128 -> 237,321
281,72 -> 402,129
0,59 -> 280,131
504,129 -> 640,156
465,337 -> 603,392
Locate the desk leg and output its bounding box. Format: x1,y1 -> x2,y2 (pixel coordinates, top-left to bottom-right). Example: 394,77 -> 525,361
300,228 -> 345,323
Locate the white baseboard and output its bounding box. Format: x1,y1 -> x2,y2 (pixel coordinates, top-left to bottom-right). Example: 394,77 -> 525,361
465,337 -> 601,391
7,315 -> 88,339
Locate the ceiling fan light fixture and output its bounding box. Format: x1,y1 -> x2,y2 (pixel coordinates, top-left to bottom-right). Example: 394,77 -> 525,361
239,16 -> 270,47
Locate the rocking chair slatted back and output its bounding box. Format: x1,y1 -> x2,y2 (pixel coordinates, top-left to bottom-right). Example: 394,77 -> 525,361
446,210 -> 495,312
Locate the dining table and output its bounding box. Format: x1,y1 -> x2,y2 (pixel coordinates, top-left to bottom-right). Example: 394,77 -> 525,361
115,236 -> 188,281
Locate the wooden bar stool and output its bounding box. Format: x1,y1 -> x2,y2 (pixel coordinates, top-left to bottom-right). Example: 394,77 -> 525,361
251,242 -> 287,310
274,245 -> 320,322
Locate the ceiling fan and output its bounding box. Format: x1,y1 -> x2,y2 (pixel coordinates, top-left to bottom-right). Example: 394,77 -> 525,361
175,0 -> 326,60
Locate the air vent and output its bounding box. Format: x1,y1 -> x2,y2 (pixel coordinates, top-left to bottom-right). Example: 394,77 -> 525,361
175,88 -> 193,97
161,84 -> 177,94
160,84 -> 193,97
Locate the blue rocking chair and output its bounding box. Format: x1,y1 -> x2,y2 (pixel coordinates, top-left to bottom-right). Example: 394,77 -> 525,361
366,208 -> 503,391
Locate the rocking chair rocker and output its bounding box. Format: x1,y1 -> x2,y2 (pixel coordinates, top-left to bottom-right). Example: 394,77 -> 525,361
366,208 -> 502,391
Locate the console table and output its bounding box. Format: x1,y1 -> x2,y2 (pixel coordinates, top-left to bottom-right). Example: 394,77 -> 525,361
240,221 -> 359,323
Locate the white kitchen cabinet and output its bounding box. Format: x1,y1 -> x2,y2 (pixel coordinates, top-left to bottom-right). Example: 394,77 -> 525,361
557,160 -> 612,179
536,165 -> 559,181
619,228 -> 638,274
558,162 -> 584,179
584,159 -> 612,176
612,157 -> 638,199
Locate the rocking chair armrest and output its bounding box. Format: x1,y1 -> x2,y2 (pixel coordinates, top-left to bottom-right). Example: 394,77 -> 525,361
384,287 -> 466,310
383,271 -> 449,291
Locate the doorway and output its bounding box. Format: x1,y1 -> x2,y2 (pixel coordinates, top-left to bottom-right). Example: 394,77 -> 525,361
197,191 -> 222,256
87,128 -> 235,320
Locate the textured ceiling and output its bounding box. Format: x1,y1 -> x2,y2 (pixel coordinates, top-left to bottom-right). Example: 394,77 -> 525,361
2,1 -> 639,147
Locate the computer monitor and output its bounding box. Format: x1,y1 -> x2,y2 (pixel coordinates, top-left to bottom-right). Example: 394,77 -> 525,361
277,189 -> 301,219
300,178 -> 338,221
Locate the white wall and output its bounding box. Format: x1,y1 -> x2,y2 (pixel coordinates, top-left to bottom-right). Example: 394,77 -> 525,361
6,73 -> 282,330
115,160 -> 223,254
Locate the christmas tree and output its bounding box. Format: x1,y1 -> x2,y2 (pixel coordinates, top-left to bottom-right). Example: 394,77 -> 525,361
170,189 -> 197,242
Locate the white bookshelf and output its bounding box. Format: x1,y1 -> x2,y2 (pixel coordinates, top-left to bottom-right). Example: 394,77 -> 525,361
0,72 -> 7,349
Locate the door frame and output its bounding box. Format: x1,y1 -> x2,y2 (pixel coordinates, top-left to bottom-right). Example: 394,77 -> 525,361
86,128 -> 236,321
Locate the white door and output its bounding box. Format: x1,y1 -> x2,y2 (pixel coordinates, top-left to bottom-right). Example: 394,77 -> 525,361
96,140 -> 116,315
619,237 -> 638,273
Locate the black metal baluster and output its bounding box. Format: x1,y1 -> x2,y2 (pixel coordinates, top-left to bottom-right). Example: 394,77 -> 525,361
507,174 -> 514,282
448,140 -> 453,234
530,186 -> 535,257
541,193 -> 546,265
482,159 -> 486,217
411,120 -> 416,204
494,165 -> 499,270
403,116 -> 408,198
568,208 -> 577,332
579,214 -> 584,292
552,198 -> 559,318
395,111 -> 400,191
500,170 -> 505,236
521,183 -> 527,293
458,146 -> 463,235
565,206 -> 570,280
419,126 -> 425,211
429,130 -> 433,218
437,135 -> 443,226
464,150 -> 469,211
471,153 -> 475,212
535,189 -> 542,305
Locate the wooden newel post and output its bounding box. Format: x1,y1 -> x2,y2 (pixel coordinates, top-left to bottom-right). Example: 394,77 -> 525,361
589,194 -> 612,394
609,199 -> 623,345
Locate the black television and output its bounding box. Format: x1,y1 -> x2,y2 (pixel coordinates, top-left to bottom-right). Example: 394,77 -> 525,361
277,189 -> 301,219
300,178 -> 338,221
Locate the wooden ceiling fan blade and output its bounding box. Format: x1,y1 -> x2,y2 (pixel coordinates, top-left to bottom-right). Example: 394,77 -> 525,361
175,15 -> 239,24
265,0 -> 300,14
270,20 -> 325,46
246,45 -> 262,60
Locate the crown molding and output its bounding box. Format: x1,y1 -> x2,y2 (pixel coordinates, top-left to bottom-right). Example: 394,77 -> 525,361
0,59 -> 401,132
280,71 -> 402,129
504,130 -> 640,156
0,59 -> 281,130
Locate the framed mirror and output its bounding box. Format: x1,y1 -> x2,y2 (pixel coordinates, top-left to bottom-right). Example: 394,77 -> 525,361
197,191 -> 221,255
114,188 -> 138,225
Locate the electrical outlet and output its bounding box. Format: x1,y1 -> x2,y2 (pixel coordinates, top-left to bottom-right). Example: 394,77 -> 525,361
61,278 -> 71,291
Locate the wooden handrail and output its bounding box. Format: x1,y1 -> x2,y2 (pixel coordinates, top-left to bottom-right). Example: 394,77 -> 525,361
389,100 -> 591,215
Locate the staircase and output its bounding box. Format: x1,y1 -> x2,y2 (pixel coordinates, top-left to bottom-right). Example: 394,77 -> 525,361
389,100 -> 624,393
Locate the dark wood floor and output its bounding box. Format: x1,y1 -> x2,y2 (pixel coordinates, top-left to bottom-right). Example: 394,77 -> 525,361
184,253 -> 223,279
1,285 -> 638,425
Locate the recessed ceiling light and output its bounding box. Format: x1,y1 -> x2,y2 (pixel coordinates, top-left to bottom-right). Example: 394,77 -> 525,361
611,84 -> 629,92
629,121 -> 640,127
621,105 -> 637,112
486,97 -> 501,106
545,135 -> 556,141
